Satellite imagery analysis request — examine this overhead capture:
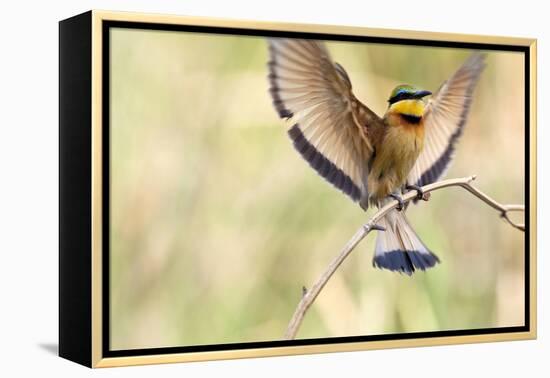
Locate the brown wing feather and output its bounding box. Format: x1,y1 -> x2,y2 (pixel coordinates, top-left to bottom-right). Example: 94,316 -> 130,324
407,52 -> 486,187
268,38 -> 383,206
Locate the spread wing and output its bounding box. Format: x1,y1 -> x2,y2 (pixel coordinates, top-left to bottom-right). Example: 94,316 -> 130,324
407,52 -> 486,187
268,38 -> 383,205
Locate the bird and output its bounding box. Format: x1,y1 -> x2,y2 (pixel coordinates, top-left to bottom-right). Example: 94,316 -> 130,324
267,38 -> 486,275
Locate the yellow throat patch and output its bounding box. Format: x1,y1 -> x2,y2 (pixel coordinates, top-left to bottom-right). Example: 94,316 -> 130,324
389,99 -> 426,117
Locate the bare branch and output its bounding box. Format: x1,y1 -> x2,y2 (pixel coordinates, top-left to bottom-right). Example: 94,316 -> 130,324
284,175 -> 525,340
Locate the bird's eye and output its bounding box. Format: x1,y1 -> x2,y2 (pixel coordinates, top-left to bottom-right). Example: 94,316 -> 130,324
388,90 -> 409,104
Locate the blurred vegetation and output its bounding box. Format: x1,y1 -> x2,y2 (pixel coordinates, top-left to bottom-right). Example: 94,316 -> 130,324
109,28 -> 525,350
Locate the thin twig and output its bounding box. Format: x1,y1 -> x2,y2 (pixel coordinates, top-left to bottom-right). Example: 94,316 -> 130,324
284,175 -> 525,340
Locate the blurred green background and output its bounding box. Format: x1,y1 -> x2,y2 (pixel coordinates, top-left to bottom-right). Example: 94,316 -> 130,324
109,28 -> 525,350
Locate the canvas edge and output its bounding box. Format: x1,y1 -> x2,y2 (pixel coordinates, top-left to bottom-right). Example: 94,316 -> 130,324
58,10 -> 94,368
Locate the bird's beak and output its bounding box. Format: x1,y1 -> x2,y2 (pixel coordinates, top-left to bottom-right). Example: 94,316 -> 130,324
413,89 -> 432,99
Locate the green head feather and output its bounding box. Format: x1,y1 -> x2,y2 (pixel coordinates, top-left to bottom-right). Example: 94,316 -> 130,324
388,84 -> 431,105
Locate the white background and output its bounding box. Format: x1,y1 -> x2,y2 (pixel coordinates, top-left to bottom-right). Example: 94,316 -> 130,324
0,0 -> 546,376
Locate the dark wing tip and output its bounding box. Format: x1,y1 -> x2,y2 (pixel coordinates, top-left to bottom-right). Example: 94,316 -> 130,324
267,58 -> 294,119
372,250 -> 440,275
462,52 -> 487,87
467,51 -> 488,68
415,52 -> 486,187
267,40 -> 294,119
334,62 -> 352,88
288,124 -> 361,202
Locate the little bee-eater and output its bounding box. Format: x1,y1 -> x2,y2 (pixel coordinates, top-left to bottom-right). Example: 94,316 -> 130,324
267,39 -> 485,275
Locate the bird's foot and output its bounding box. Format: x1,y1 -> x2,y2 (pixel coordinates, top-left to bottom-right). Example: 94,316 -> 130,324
406,184 -> 430,201
389,193 -> 405,211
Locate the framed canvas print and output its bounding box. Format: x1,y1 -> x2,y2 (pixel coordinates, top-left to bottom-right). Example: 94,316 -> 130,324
59,10 -> 537,368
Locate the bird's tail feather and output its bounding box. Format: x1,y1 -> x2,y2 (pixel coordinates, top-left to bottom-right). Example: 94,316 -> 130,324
373,210 -> 439,275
